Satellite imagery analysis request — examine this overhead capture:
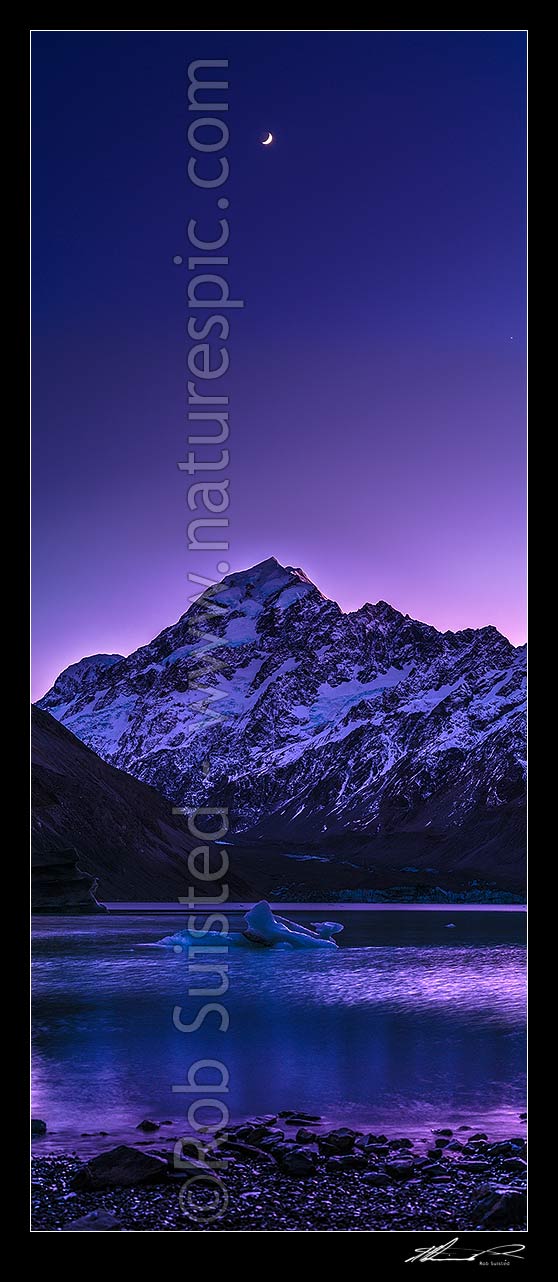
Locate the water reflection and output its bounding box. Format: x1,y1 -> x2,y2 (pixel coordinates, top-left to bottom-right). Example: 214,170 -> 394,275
32,912 -> 526,1145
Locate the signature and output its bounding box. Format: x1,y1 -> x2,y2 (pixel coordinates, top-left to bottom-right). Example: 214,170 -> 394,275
405,1237 -> 525,1262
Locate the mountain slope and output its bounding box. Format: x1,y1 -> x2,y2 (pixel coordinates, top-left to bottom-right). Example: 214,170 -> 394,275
37,558 -> 526,887
31,706 -> 250,901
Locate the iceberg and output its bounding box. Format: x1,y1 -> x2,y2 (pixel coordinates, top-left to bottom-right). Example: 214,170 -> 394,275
157,901 -> 343,951
242,901 -> 342,949
311,920 -> 344,939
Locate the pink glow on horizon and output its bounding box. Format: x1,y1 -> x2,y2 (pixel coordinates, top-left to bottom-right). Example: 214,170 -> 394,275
32,33 -> 526,704
32,550 -> 526,703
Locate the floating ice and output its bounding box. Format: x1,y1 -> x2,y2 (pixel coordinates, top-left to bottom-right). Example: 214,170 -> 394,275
157,901 -> 343,951
243,901 -> 341,948
310,920 -> 344,939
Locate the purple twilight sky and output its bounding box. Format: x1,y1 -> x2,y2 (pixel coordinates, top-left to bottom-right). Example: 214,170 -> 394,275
32,31 -> 526,700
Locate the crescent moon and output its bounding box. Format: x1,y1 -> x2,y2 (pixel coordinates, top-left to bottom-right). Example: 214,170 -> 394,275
262,132 -> 273,145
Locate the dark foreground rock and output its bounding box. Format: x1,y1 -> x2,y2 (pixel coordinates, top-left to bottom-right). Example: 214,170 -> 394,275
72,1145 -> 168,1190
32,1131 -> 527,1232
296,1127 -> 318,1144
472,1184 -> 527,1228
277,1148 -> 317,1175
62,1210 -> 123,1231
385,1159 -> 415,1180
318,1127 -> 359,1156
278,1112 -> 321,1124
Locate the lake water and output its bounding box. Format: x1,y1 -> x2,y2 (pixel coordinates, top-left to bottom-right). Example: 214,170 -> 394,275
32,908 -> 526,1153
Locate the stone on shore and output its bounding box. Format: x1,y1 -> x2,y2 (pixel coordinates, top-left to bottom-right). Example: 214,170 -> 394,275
501,1156 -> 527,1173
278,1111 -> 321,1123
62,1210 -> 123,1231
136,1119 -> 161,1132
325,1153 -> 367,1172
72,1144 -> 168,1190
296,1127 -> 318,1144
489,1141 -> 519,1157
234,1123 -> 275,1144
355,1134 -> 378,1151
362,1171 -> 390,1187
31,1139 -> 528,1232
385,1159 -> 415,1180
472,1184 -> 527,1228
318,1127 -> 358,1155
257,1131 -> 286,1151
218,1138 -> 277,1163
31,1119 -> 47,1135
276,1146 -> 317,1175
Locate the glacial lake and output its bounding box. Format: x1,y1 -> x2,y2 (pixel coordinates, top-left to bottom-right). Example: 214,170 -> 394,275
32,908 -> 526,1153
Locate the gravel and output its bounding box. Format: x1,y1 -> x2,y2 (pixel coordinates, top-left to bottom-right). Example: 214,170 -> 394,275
31,1130 -> 527,1232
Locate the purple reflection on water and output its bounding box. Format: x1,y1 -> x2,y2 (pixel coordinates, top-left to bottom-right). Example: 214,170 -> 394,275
32,910 -> 526,1151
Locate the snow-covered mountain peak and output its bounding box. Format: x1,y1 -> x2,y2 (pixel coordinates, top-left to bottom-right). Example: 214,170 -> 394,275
284,564 -> 321,590
205,557 -> 321,608
41,652 -> 124,706
356,600 -> 408,630
64,653 -> 123,675
187,558 -> 325,633
37,559 -> 525,852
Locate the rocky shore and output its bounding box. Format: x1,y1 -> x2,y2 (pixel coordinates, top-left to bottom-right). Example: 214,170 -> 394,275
31,1114 -> 527,1232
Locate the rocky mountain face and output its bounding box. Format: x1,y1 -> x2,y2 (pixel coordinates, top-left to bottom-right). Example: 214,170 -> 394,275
37,558 -> 526,891
31,706 -> 251,902
32,846 -> 106,913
